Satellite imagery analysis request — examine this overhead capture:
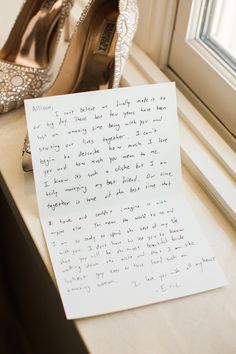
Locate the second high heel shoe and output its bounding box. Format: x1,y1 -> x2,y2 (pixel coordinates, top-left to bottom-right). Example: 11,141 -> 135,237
22,0 -> 139,171
0,0 -> 74,113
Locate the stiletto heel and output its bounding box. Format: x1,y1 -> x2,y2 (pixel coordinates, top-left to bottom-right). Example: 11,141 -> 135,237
0,0 -> 74,113
64,13 -> 71,42
22,0 -> 139,172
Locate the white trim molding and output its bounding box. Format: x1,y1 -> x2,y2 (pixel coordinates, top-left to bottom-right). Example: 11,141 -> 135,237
168,0 -> 236,139
122,43 -> 236,227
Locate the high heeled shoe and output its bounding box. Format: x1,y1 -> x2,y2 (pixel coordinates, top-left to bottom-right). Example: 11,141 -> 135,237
22,0 -> 139,172
0,0 -> 74,113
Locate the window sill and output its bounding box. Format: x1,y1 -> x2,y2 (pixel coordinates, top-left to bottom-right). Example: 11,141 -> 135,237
122,43 -> 236,227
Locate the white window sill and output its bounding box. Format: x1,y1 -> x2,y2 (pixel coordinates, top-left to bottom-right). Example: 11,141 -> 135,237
0,6 -> 235,352
122,43 -> 236,227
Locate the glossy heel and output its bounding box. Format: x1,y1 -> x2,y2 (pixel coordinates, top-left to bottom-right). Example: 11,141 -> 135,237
64,12 -> 71,41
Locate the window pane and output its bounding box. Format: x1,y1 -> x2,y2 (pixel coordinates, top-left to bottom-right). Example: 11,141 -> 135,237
200,0 -> 236,73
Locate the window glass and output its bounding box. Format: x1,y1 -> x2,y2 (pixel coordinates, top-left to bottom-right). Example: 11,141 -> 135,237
199,0 -> 236,74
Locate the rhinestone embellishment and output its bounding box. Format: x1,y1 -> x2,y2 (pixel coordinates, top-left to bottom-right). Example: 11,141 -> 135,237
113,0 -> 139,88
0,60 -> 51,113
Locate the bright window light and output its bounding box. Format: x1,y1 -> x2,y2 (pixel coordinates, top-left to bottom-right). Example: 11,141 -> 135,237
199,0 -> 236,72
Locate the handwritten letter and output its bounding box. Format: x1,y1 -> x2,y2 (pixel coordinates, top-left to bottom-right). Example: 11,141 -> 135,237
25,83 -> 226,319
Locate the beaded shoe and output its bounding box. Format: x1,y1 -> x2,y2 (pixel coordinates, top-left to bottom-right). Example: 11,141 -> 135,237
0,0 -> 74,113
22,0 -> 139,172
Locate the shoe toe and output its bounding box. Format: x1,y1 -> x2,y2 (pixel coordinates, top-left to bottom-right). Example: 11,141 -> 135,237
0,60 -> 51,114
22,135 -> 33,172
0,92 -> 19,113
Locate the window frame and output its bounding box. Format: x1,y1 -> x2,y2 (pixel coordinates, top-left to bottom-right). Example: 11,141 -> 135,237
131,0 -> 236,225
167,0 -> 236,140
199,0 -> 236,73
122,44 -> 236,227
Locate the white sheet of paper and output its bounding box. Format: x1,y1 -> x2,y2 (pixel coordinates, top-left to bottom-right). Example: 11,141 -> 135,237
25,83 -> 227,319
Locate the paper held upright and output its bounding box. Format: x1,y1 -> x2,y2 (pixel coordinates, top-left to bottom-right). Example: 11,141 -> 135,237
25,83 -> 227,319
